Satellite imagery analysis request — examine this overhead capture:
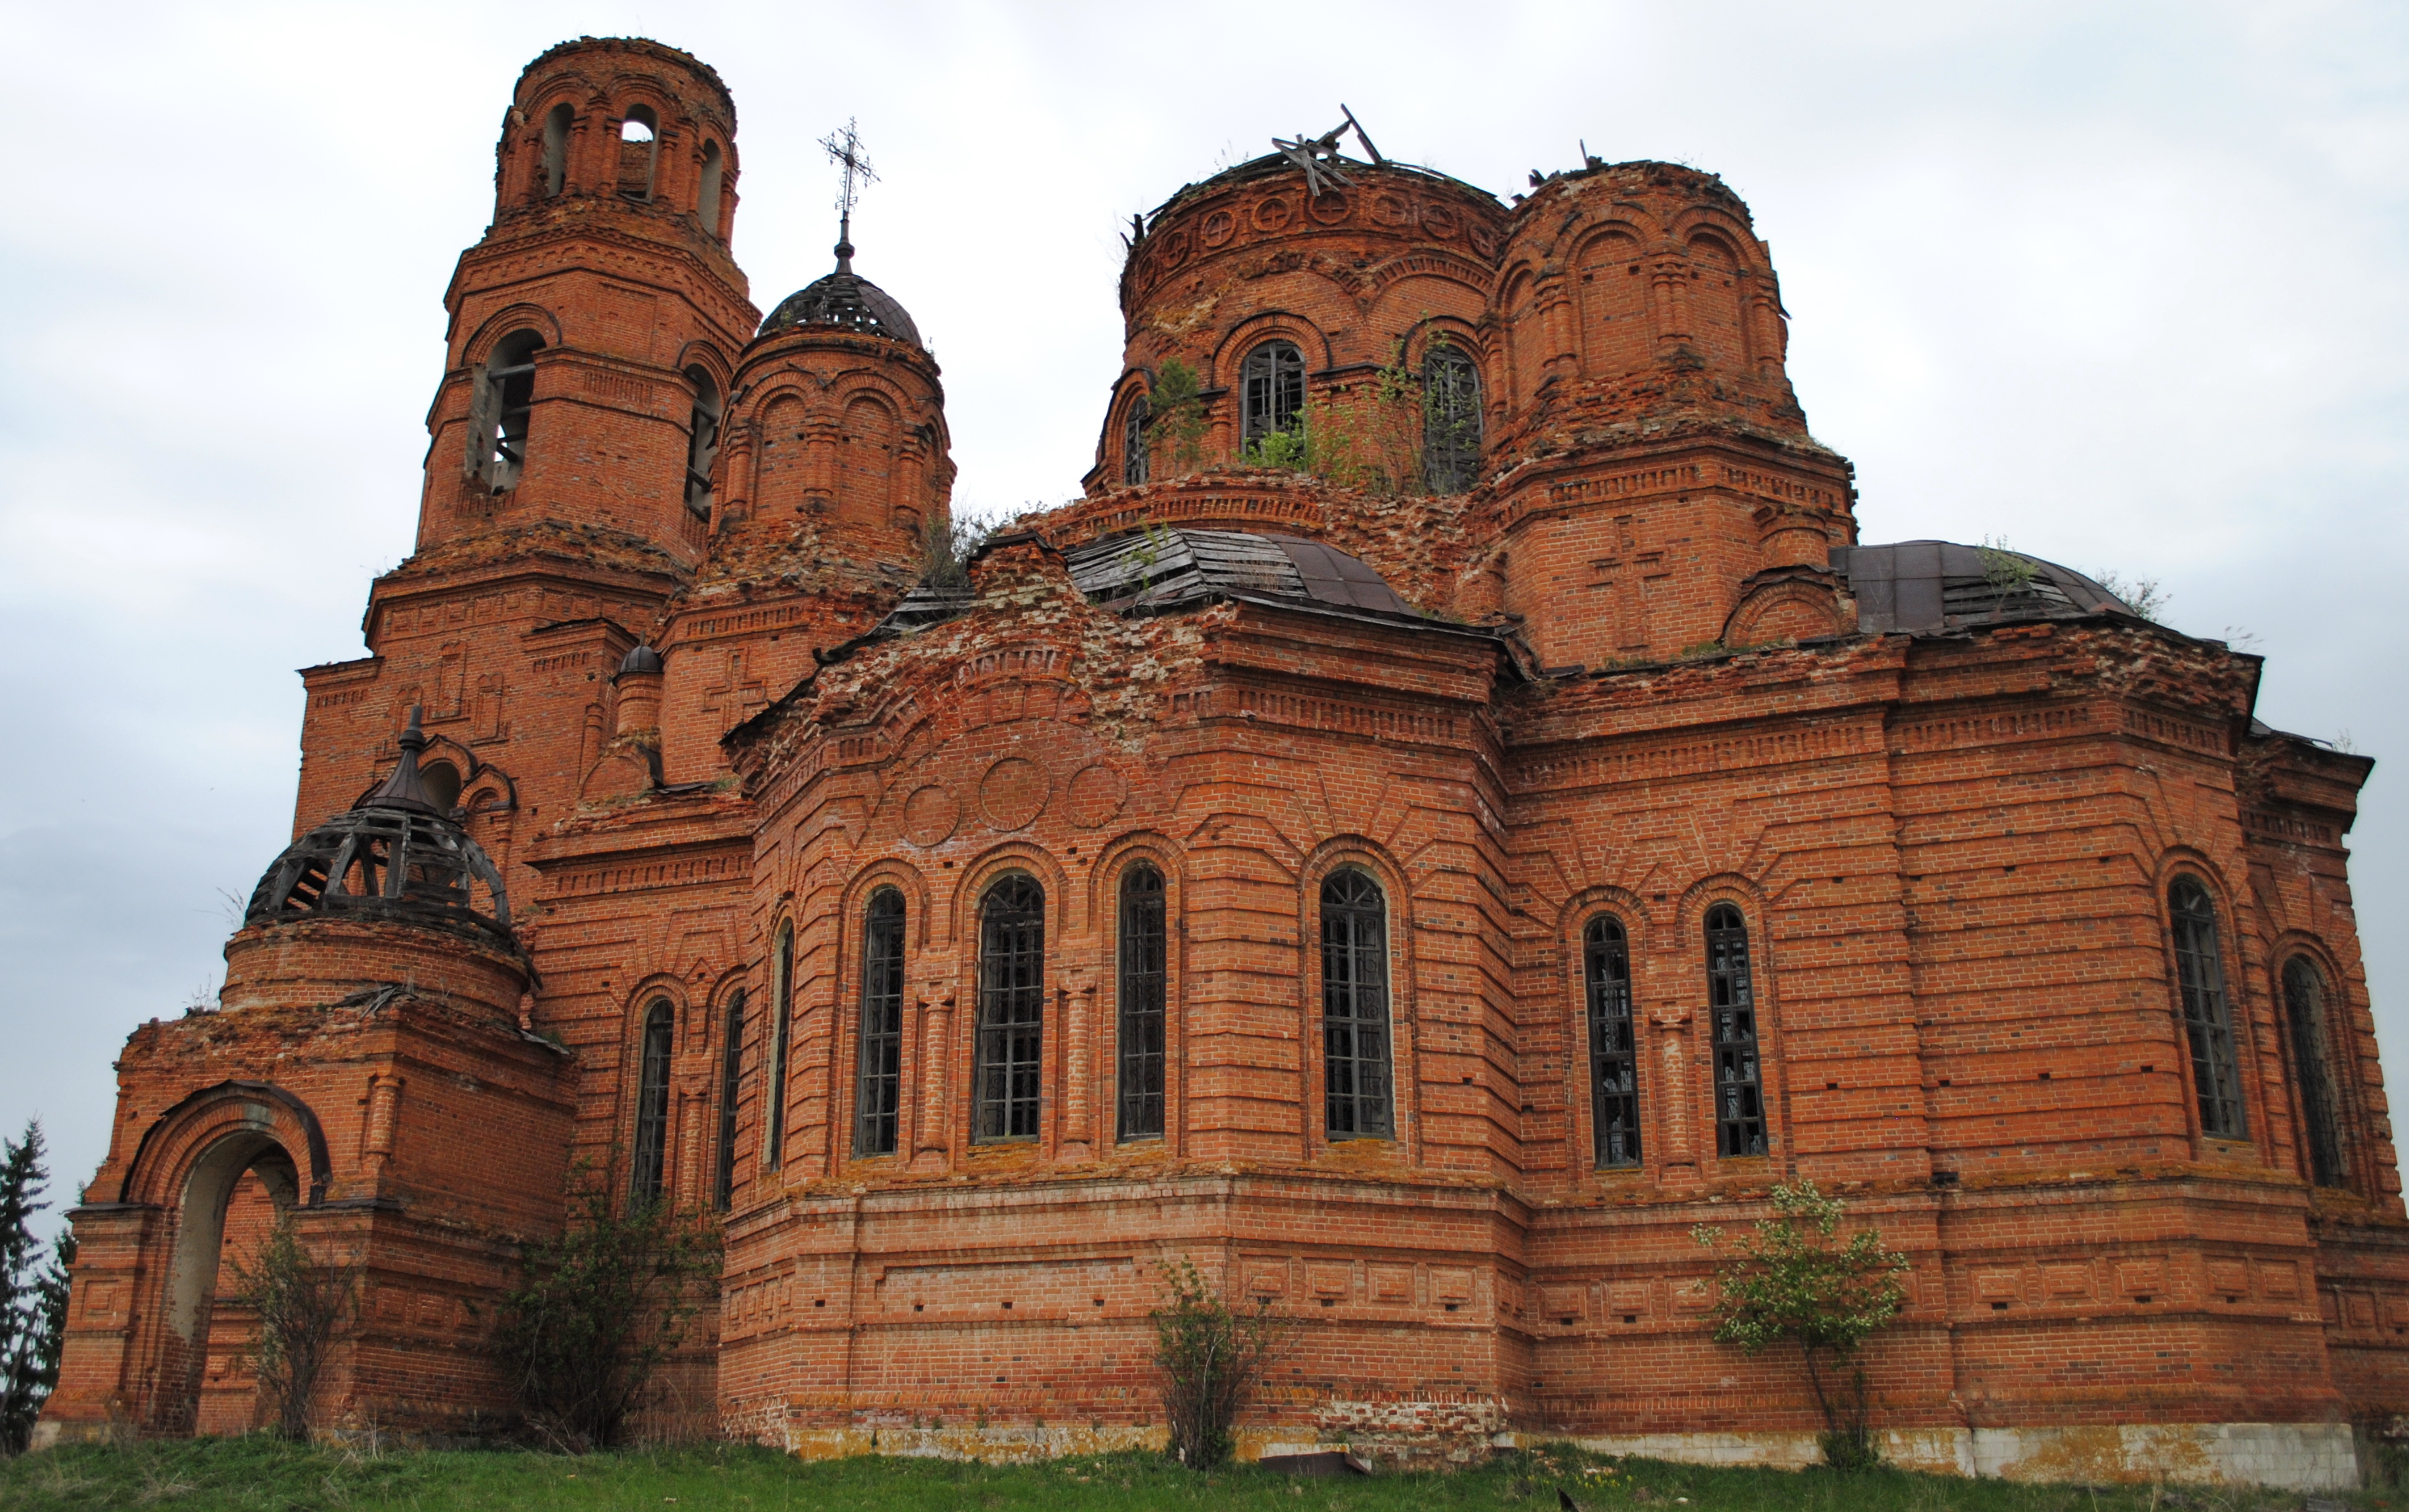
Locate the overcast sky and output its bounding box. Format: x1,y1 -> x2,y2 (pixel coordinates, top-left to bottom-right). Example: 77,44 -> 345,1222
3,1 -> 2403,1228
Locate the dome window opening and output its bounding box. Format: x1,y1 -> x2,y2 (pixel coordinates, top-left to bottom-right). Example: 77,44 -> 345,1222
1422,343 -> 1480,493
470,330 -> 545,491
1122,394 -> 1151,486
618,106 -> 659,202
540,103 -> 573,198
684,366 -> 723,518
1241,340 -> 1305,450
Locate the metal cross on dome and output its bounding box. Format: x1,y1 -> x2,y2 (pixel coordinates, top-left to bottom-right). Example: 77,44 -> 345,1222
1272,104 -> 1385,198
820,118 -> 878,265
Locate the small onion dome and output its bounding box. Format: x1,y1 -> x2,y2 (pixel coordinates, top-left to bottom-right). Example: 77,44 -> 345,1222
619,644 -> 663,675
759,240 -> 923,348
243,708 -> 511,934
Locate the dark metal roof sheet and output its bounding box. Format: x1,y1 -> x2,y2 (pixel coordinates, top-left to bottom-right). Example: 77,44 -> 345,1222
1064,529 -> 1419,618
1833,540 -> 2139,635
759,269 -> 922,348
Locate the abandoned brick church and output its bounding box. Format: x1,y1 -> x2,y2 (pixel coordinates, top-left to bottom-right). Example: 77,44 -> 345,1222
35,36 -> 2405,1485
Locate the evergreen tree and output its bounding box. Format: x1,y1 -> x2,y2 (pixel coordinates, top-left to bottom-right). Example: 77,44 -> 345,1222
0,1120 -> 64,1454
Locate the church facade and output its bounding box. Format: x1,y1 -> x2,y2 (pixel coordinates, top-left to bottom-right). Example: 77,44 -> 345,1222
36,37 -> 2405,1486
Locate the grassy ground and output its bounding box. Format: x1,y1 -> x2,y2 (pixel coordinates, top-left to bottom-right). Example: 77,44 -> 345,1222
0,1440 -> 2395,1512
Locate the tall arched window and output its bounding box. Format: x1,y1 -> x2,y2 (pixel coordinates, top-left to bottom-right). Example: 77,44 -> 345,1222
468,329 -> 545,491
764,922 -> 793,1166
618,106 -> 658,201
714,990 -> 744,1210
1321,869 -> 1393,1139
684,366 -> 723,518
1241,340 -> 1305,446
1706,904 -> 1765,1157
1423,343 -> 1481,493
630,999 -> 674,1205
2169,878 -> 2245,1137
854,889 -> 907,1156
2283,956 -> 2345,1187
1586,916 -> 1640,1168
541,103 -> 573,198
1122,394 -> 1151,486
697,139 -> 725,232
974,875 -> 1045,1143
1118,866 -> 1167,1141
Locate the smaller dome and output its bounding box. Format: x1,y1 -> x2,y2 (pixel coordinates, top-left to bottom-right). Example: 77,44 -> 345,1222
619,644 -> 663,675
759,243 -> 922,347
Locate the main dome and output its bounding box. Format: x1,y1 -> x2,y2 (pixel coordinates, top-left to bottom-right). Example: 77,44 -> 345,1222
759,251 -> 922,348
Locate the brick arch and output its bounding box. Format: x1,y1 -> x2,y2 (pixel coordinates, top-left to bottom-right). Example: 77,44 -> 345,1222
1722,578 -> 1844,647
118,1080 -> 331,1209
675,339 -> 734,394
951,843 -> 1078,942
1209,312 -> 1336,387
461,304 -> 562,368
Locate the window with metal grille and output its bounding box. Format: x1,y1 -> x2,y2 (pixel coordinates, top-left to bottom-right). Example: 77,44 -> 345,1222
2283,957 -> 2345,1187
714,990 -> 744,1210
468,330 -> 545,492
684,366 -> 722,518
1123,394 -> 1151,486
1586,915 -> 1640,1168
1241,340 -> 1305,446
2169,878 -> 2245,1137
1321,868 -> 1393,1139
765,922 -> 793,1166
974,875 -> 1045,1143
630,999 -> 673,1205
854,889 -> 906,1156
1423,344 -> 1481,493
1118,866 -> 1167,1141
1706,904 -> 1766,1156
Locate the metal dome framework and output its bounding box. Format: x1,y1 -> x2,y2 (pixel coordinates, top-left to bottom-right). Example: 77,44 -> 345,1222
759,255 -> 922,348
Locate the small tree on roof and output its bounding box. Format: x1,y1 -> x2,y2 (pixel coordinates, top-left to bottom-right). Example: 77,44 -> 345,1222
1691,1180 -> 1910,1472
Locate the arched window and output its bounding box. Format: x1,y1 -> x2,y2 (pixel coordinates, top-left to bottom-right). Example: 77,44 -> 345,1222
1122,394 -> 1151,486
1423,342 -> 1481,493
2283,956 -> 2345,1187
618,106 -> 658,201
2169,878 -> 2245,1137
1585,916 -> 1639,1168
1241,340 -> 1305,446
1706,904 -> 1765,1156
1118,866 -> 1167,1140
714,990 -> 744,1210
974,875 -> 1045,1143
541,103 -> 573,198
764,922 -> 793,1166
698,139 -> 724,232
468,329 -> 544,491
630,999 -> 674,1205
419,759 -> 462,814
854,889 -> 906,1156
1321,869 -> 1393,1139
684,366 -> 722,518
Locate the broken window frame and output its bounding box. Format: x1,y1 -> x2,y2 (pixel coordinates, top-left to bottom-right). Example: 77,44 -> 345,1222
1586,915 -> 1641,1169
629,999 -> 674,1206
683,365 -> 723,517
469,330 -> 545,492
973,874 -> 1046,1144
1122,393 -> 1151,487
1423,343 -> 1481,493
2169,877 -> 2246,1139
1240,339 -> 1305,446
714,990 -> 744,1210
854,888 -> 907,1157
1706,903 -> 1766,1158
764,921 -> 793,1166
1320,868 -> 1393,1140
2282,956 -> 2347,1188
1117,865 -> 1167,1141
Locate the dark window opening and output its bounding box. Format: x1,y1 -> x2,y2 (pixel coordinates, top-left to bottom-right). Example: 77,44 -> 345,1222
2170,879 -> 2245,1138
1241,340 -> 1305,446
470,329 -> 545,492
630,999 -> 673,1205
1706,904 -> 1766,1156
541,104 -> 573,198
1122,394 -> 1151,487
1423,343 -> 1481,493
1118,866 -> 1167,1140
1587,915 -> 1640,1168
618,106 -> 658,201
854,889 -> 906,1156
2284,956 -> 2342,1184
974,875 -> 1045,1143
714,990 -> 744,1209
419,759 -> 462,814
698,138 -> 724,232
684,366 -> 722,518
765,923 -> 793,1166
1321,868 -> 1393,1139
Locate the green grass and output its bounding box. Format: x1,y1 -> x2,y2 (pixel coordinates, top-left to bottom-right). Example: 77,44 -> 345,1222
0,1440 -> 2395,1512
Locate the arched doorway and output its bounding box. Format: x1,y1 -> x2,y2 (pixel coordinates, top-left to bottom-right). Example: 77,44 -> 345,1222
156,1131 -> 299,1436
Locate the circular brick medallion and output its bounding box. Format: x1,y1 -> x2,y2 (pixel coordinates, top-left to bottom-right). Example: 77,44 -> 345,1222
1253,196 -> 1292,231
1309,191 -> 1349,225
1423,203 -> 1459,240
902,784 -> 958,847
979,757 -> 1050,831
1373,192 -> 1410,226
1468,222 -> 1498,259
1065,765 -> 1128,830
1201,209 -> 1236,247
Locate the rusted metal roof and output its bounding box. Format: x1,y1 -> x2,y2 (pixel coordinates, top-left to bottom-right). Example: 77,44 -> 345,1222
1833,540 -> 2139,635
